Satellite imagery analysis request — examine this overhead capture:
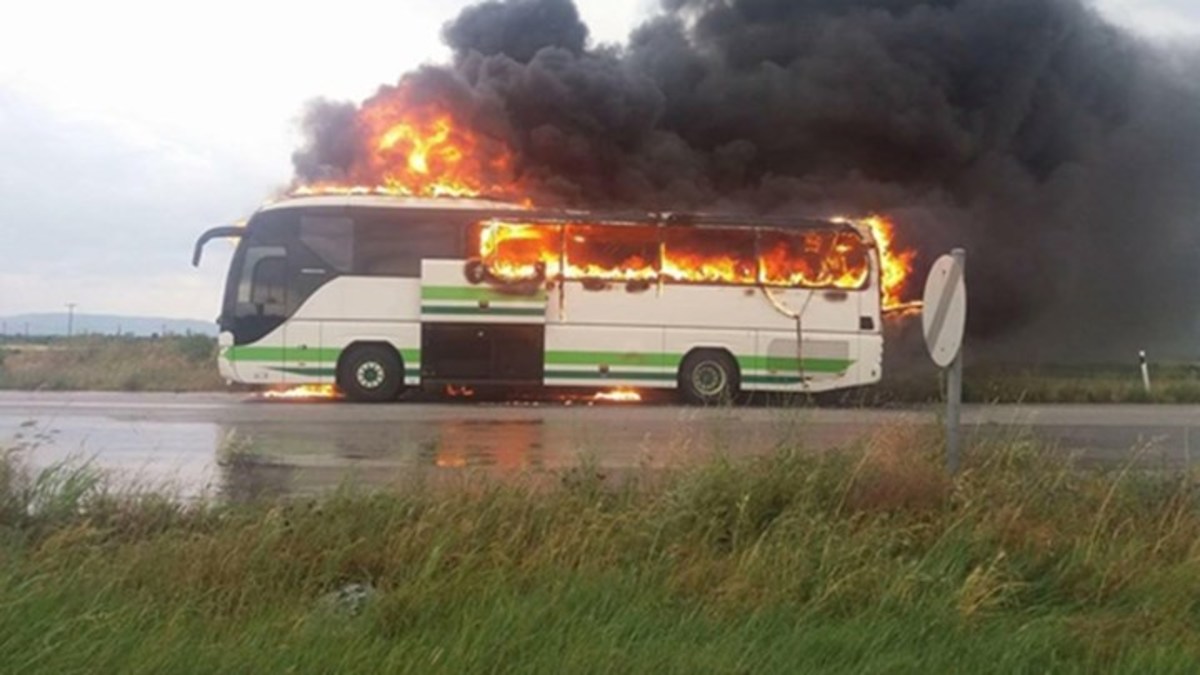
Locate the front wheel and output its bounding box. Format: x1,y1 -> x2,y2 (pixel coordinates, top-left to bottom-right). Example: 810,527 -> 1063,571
338,345 -> 404,403
678,351 -> 740,405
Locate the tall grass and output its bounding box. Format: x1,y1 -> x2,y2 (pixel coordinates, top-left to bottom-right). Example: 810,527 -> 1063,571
0,335 -> 223,392
2,428 -> 1200,672
855,362 -> 1200,405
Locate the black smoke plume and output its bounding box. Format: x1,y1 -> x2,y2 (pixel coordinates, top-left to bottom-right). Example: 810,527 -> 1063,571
292,0 -> 1200,361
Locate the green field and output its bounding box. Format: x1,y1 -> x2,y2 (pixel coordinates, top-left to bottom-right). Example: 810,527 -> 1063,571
3,428 -> 1200,673
839,362 -> 1200,406
0,335 -> 222,392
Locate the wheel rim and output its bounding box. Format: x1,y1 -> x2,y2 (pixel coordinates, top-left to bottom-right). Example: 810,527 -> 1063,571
356,361 -> 386,390
692,361 -> 728,397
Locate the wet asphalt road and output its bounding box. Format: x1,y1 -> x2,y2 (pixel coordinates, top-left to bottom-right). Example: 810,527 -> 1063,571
1,392 -> 1197,499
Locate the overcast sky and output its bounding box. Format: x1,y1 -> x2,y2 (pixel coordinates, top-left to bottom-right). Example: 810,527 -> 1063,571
0,0 -> 1194,321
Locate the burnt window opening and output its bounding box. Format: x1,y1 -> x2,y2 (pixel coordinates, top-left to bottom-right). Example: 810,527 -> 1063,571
662,226 -> 759,286
473,220 -> 872,289
758,229 -> 870,289
564,224 -> 658,281
476,221 -> 563,281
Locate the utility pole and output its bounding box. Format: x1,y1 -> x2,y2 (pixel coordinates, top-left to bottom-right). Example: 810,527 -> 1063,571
66,303 -> 77,338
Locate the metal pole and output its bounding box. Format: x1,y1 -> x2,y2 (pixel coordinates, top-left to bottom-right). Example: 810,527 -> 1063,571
66,303 -> 76,338
946,248 -> 966,475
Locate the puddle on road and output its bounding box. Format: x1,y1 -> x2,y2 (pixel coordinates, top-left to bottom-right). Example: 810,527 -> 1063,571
5,401 -> 1190,501
2,407 -> 827,501
4,416 -> 220,498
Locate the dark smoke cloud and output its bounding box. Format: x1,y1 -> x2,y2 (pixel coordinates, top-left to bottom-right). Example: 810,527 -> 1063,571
444,0 -> 589,61
292,0 -> 1200,361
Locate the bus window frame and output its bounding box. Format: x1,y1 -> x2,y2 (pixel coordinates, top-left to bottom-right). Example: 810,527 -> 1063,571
563,222 -> 661,282
470,219 -> 873,291
755,227 -> 871,291
235,245 -> 288,317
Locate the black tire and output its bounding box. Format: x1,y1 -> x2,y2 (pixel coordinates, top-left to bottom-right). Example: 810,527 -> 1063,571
678,350 -> 740,405
338,344 -> 404,403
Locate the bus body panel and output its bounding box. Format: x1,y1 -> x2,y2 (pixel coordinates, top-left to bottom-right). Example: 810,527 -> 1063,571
543,324 -> 668,388
224,326 -> 286,384
283,320 -> 325,383
216,268 -> 882,393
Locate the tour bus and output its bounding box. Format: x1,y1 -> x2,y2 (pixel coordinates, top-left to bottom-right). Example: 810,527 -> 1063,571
193,195 -> 884,403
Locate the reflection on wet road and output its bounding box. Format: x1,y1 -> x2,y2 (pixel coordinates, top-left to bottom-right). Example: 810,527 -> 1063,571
2,392 -> 1198,500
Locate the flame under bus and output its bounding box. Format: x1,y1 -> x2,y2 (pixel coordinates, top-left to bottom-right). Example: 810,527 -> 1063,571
193,195 -> 884,403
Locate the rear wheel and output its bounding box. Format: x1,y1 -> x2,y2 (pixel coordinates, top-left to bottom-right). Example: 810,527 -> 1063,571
678,350 -> 739,405
338,345 -> 404,403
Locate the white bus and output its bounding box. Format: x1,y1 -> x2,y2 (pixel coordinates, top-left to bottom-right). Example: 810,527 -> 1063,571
193,195 -> 884,403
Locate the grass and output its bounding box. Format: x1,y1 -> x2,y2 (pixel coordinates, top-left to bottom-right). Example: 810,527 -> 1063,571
849,362 -> 1200,406
3,427 -> 1200,672
0,335 -> 222,392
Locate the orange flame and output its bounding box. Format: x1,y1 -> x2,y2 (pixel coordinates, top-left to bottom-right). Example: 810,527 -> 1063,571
295,81 -> 519,199
285,82 -> 921,310
857,216 -> 921,313
261,385 -> 341,400
593,388 -> 643,403
475,220 -> 876,290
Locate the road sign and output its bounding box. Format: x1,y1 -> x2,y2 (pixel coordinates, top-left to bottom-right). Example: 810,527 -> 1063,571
922,251 -> 967,368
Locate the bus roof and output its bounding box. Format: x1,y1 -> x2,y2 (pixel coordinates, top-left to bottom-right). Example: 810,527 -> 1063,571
258,194 -> 532,213
254,195 -> 870,240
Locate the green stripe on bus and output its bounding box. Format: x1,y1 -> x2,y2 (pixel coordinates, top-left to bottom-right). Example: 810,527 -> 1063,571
544,370 -> 676,382
543,351 -> 850,374
228,346 -> 342,363
422,306 -> 546,317
738,356 -> 853,374
229,346 -> 421,364
544,351 -> 679,368
744,375 -> 810,385
274,367 -> 336,377
421,286 -> 547,302
273,367 -> 422,378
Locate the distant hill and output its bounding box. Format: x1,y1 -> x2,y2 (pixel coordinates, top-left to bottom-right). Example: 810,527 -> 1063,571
0,313 -> 217,338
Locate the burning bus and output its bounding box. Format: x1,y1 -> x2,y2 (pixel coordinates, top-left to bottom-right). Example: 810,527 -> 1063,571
193,194 -> 896,403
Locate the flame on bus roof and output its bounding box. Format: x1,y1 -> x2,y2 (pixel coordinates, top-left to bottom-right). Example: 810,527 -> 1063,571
291,84 -> 521,201
286,88 -> 921,311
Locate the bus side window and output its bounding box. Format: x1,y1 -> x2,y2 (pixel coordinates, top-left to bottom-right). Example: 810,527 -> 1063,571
299,216 -> 353,273
662,227 -> 757,285
355,219 -> 462,277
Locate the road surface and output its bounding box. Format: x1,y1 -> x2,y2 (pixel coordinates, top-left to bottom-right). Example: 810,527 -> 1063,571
1,392 -> 1196,500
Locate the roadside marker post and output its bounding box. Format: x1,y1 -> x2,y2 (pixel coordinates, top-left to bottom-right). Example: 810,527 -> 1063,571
1139,350 -> 1151,394
922,249 -> 968,475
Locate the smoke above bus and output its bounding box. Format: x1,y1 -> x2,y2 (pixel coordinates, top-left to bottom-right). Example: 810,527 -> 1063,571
290,0 -> 1200,361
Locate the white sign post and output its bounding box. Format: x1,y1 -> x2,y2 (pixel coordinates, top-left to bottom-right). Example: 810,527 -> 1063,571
922,249 -> 968,474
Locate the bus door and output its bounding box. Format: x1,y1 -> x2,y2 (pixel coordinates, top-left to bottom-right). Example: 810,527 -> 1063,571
280,214 -> 353,383
225,238 -> 288,383
418,259 -> 548,388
